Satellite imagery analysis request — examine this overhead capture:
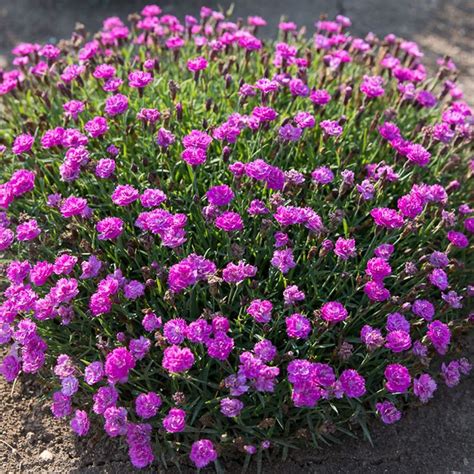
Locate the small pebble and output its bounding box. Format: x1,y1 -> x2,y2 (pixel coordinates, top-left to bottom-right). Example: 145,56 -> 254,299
39,449 -> 54,462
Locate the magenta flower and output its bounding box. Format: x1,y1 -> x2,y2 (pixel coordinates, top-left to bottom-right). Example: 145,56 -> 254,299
384,363 -> 411,393
163,408 -> 186,432
164,319 -> 188,344
279,124 -> 303,142
365,257 -> 392,282
189,439 -> 218,469
215,211 -> 243,232
181,146 -> 207,166
105,347 -> 136,383
96,217 -> 124,240
376,401 -> 401,424
271,248 -> 296,274
16,219 -> 41,241
321,301 -> 348,324
252,106 -> 278,122
162,345 -> 194,373
126,423 -> 154,469
334,237 -> 356,260
105,93 -> 129,116
9,170 -> 35,196
427,320 -> 451,355
84,361 -> 104,385
447,230 -> 469,248
406,143 -> 431,167
12,133 -> 34,154
70,410 -> 90,436
413,374 -> 437,403
385,330 -> 412,353
123,280 -> 145,300
360,75 -> 385,98
364,280 -> 391,301
412,299 -> 435,321
339,369 -> 366,398
187,56 -> 208,72
360,325 -> 384,350
247,299 -> 273,323
285,313 -> 312,339
206,185 -> 234,206
309,89 -> 331,106
428,268 -> 449,290
311,166 -> 335,184
371,207 -> 404,229
85,116 -> 109,138
60,196 -> 91,218
135,392 -> 162,419
207,332 -> 234,360
320,120 -> 343,136
220,397 -> 244,417
128,70 -> 153,88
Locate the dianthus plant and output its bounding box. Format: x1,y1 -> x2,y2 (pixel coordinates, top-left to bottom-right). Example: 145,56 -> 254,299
0,4 -> 473,471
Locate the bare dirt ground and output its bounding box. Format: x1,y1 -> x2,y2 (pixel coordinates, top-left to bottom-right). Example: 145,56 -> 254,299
0,0 -> 473,472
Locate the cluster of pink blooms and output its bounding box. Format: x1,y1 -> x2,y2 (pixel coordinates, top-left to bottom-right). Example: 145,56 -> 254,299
0,4 -> 472,471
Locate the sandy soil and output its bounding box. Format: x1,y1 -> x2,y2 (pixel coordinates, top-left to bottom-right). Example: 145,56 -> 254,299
0,0 -> 473,472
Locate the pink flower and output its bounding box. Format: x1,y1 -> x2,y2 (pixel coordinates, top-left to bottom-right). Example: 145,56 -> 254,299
370,208 -> 404,229
163,408 -> 186,432
360,75 -> 385,98
427,320 -> 451,355
286,313 -> 312,339
447,230 -> 469,248
406,143 -> 431,167
187,56 -> 208,72
85,116 -> 109,137
376,401 -> 401,424
111,184 -> 139,206
339,369 -> 366,397
334,237 -> 356,259
162,345 -> 194,373
384,363 -> 411,393
60,196 -> 91,218
320,120 -> 343,136
135,392 -> 162,419
247,299 -> 273,323
321,301 -> 348,324
181,147 -> 207,166
189,439 -> 218,469
105,94 -> 129,116
16,219 -> 41,241
215,211 -> 243,232
105,347 -> 136,383
206,185 -> 234,206
128,70 -> 153,88
95,159 -> 116,178
12,134 -> 34,154
63,100 -> 85,120
70,410 -> 90,436
271,248 -> 296,274
364,280 -> 391,302
96,217 -> 124,240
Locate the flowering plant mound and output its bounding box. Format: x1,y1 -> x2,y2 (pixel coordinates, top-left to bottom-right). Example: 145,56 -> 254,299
0,4 -> 473,470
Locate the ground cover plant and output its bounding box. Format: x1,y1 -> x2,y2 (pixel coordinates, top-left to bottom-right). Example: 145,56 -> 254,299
0,3 -> 473,471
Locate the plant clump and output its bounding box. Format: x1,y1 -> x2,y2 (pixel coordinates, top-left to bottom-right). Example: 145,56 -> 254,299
0,4 -> 473,471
